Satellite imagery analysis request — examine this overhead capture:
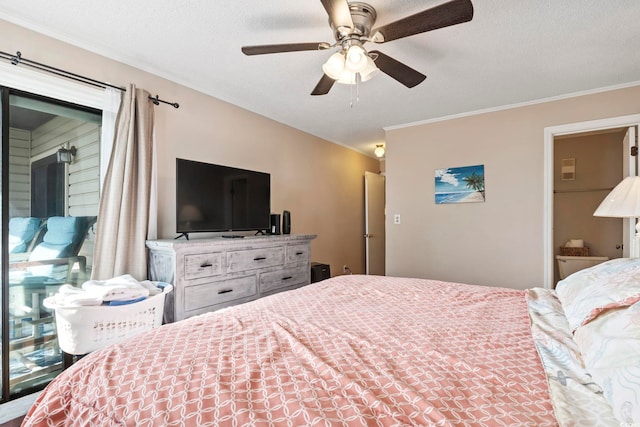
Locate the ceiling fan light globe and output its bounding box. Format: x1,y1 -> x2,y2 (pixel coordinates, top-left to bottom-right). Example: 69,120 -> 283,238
359,57 -> 379,81
322,52 -> 346,80
336,71 -> 357,84
345,45 -> 368,72
360,70 -> 378,82
335,59 -> 378,84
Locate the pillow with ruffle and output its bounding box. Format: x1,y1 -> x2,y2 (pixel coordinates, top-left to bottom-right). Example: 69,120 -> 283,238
555,257 -> 640,331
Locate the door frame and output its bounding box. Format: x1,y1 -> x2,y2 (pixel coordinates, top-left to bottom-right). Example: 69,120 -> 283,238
543,114 -> 640,289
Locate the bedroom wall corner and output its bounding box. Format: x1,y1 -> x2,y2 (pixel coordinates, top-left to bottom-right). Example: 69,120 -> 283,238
385,85 -> 640,289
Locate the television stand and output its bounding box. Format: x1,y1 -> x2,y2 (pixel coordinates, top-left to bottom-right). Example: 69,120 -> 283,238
147,235 -> 316,322
175,232 -> 190,240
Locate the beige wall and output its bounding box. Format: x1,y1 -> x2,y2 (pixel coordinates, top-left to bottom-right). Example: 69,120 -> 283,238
553,131 -> 625,283
386,86 -> 640,289
1,19 -> 380,276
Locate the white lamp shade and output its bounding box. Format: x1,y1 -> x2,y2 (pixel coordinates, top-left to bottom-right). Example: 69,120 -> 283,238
345,45 -> 368,72
336,70 -> 356,84
335,57 -> 378,85
359,56 -> 379,81
322,52 -> 345,80
323,48 -> 378,85
593,176 -> 640,217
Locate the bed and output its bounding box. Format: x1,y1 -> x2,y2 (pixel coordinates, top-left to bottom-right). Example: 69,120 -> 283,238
22,258 -> 640,426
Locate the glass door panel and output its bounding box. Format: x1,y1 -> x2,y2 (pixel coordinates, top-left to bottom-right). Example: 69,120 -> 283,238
3,90 -> 101,398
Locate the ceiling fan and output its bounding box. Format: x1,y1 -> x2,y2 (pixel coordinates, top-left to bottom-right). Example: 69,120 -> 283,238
241,0 -> 474,95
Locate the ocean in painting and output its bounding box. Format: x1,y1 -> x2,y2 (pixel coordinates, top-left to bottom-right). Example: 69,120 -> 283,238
435,191 -> 476,204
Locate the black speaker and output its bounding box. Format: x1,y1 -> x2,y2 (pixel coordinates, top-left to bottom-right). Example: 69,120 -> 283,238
282,210 -> 291,235
269,214 -> 280,235
311,262 -> 330,283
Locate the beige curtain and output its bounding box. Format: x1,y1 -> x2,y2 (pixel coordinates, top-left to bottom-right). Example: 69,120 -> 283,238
92,84 -> 154,280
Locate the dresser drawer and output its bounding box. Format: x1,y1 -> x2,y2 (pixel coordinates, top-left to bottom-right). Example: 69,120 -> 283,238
184,252 -> 224,280
260,265 -> 309,294
227,246 -> 284,273
184,275 -> 257,312
286,243 -> 310,265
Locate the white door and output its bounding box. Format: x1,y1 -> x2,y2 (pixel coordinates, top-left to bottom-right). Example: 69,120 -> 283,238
364,172 -> 385,275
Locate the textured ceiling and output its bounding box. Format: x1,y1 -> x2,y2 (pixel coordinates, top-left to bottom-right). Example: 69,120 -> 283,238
1,0 -> 639,157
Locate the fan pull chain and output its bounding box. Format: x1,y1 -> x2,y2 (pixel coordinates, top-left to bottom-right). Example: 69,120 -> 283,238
350,73 -> 362,109
350,79 -> 355,108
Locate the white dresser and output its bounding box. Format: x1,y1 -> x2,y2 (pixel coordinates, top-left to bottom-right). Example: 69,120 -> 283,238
146,235 -> 316,322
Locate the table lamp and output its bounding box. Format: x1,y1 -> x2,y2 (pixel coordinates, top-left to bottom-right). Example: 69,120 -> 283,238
593,176 -> 640,257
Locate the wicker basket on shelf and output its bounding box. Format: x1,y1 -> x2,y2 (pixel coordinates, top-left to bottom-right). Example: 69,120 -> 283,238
559,246 -> 590,256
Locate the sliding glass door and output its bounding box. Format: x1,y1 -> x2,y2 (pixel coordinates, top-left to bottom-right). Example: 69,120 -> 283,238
1,87 -> 101,400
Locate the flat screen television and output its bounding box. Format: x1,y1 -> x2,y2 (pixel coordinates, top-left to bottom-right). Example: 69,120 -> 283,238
176,158 -> 270,237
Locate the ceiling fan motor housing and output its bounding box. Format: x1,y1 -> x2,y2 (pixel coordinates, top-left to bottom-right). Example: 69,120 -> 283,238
331,2 -> 377,41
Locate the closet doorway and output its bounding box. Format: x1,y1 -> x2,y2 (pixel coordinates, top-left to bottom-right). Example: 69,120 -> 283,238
543,115 -> 640,289
553,129 -> 627,285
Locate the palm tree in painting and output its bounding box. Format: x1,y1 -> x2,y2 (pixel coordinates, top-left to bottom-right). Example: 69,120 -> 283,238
463,172 -> 485,200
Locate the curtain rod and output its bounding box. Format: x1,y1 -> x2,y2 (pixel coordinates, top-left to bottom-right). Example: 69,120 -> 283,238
0,50 -> 179,108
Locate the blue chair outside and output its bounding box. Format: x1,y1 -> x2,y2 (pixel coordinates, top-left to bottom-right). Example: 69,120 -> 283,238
8,217 -> 43,254
9,216 -> 97,317
25,216 -> 93,280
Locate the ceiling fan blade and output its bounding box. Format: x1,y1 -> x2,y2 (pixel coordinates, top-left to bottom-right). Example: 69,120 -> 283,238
371,0 -> 473,43
320,0 -> 354,34
242,43 -> 330,56
370,50 -> 426,88
311,74 -> 336,95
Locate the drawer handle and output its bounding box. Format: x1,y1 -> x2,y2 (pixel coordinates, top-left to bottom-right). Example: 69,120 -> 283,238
218,289 -> 233,294
295,252 -> 304,256
254,256 -> 267,261
201,263 -> 213,268
282,276 -> 293,281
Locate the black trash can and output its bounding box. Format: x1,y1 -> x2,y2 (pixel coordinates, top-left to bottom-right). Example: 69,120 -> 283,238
310,262 -> 330,283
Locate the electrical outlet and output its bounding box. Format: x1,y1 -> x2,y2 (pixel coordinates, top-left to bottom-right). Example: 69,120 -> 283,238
393,214 -> 401,224
343,265 -> 351,274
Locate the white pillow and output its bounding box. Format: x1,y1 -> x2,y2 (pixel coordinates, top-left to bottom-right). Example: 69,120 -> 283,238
555,258 -> 640,331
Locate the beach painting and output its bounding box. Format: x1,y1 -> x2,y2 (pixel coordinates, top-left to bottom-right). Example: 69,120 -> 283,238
434,165 -> 485,204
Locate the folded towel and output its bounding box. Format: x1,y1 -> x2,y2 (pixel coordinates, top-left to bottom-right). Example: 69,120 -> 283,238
82,283 -> 149,301
82,274 -> 150,301
49,276 -> 165,307
63,293 -> 104,307
140,280 -> 163,296
53,284 -> 102,306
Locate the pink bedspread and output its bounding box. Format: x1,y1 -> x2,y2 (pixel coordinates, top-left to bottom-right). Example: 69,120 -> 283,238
23,275 -> 558,426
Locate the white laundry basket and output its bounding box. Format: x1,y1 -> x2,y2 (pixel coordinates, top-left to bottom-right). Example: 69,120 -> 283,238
44,284 -> 172,355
